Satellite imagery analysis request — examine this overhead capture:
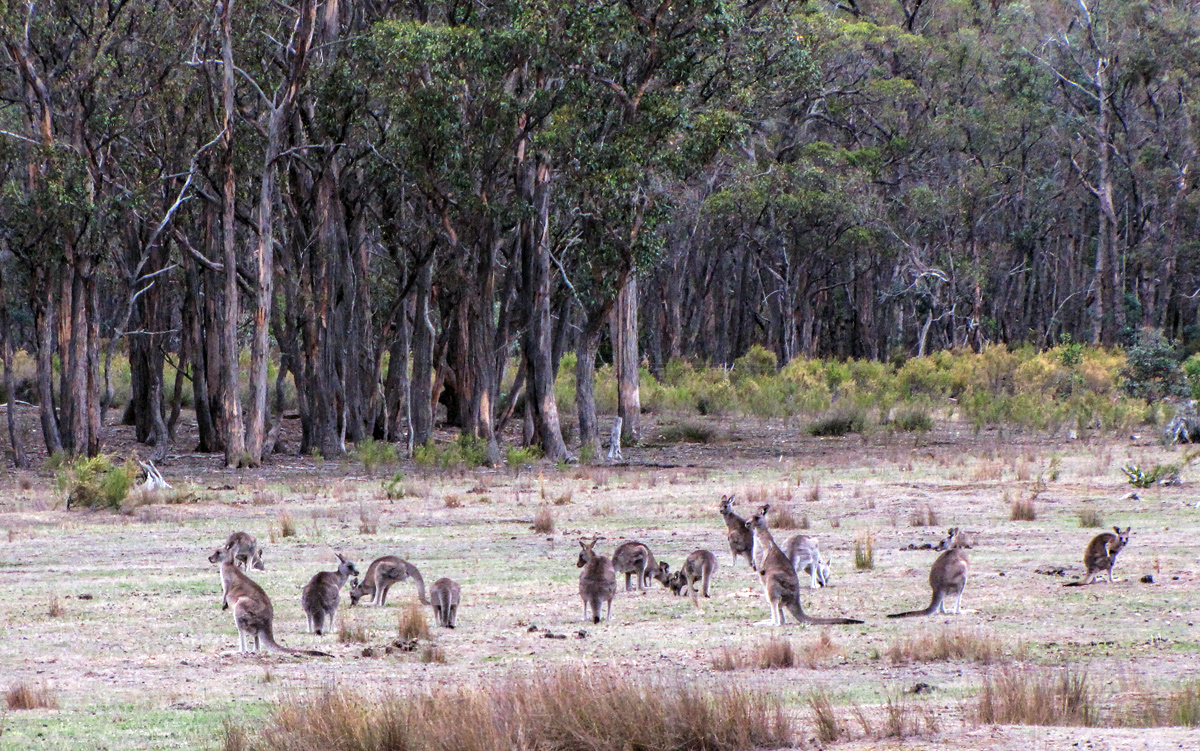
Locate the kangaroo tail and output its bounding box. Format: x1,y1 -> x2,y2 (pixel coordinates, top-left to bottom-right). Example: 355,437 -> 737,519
312,612 -> 325,636
887,594 -> 940,618
263,625 -> 333,657
786,599 -> 862,625
1062,581 -> 1085,587
407,562 -> 429,605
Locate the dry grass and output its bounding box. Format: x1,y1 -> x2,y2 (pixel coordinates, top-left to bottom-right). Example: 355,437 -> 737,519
443,494 -> 463,509
338,616 -> 370,644
887,627 -> 1003,665
278,511 -> 297,538
807,689 -> 842,743
1078,508 -> 1104,528
5,682 -> 58,710
1120,681 -> 1200,727
532,506 -> 555,534
767,505 -> 801,529
358,505 -> 378,535
47,595 -> 63,618
976,665 -> 1098,726
854,532 -> 875,570
1010,497 -> 1037,521
800,630 -> 841,669
806,482 -> 821,503
398,601 -> 430,641
712,636 -> 795,670
971,461 -> 1003,481
908,505 -> 939,527
554,487 -> 573,506
883,689 -> 939,738
419,643 -> 446,664
221,666 -> 792,751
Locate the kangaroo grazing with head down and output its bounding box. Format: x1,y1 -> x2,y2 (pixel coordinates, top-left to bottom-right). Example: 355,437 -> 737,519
349,555 -> 428,607
301,553 -> 359,635
719,495 -> 754,567
748,510 -> 863,626
611,541 -> 661,592
429,578 -> 461,628
220,531 -> 265,571
208,547 -> 329,656
1064,527 -> 1131,587
784,533 -> 830,589
887,528 -> 970,618
577,539 -> 617,624
677,549 -> 718,598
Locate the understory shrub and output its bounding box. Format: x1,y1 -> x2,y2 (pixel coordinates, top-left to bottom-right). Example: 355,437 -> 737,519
57,455 -> 136,510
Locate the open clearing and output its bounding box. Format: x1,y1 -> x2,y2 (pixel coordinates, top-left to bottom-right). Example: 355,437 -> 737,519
0,413 -> 1198,749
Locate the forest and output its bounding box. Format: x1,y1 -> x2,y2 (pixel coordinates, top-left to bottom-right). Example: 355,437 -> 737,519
1,0 -> 1198,467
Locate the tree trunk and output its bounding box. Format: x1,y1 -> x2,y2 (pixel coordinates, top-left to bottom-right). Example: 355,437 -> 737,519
383,295 -> 411,445
219,0 -> 246,466
575,304 -> 610,458
0,266 -> 27,469
411,257 -> 435,448
32,267 -> 62,455
612,276 -> 641,445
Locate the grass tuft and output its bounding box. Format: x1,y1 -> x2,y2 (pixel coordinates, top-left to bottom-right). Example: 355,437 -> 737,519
1078,508 -> 1104,528
854,532 -> 875,570
47,595 -> 63,618
908,505 -> 939,527
5,682 -> 58,710
220,666 -> 791,751
976,665 -> 1098,726
532,506 -> 555,534
398,601 -> 430,641
767,505 -> 800,529
656,420 -> 718,444
338,616 -> 370,644
887,627 -> 1003,664
278,511 -> 297,538
807,689 -> 842,743
806,408 -> 867,437
358,504 -> 378,535
1010,497 -> 1037,521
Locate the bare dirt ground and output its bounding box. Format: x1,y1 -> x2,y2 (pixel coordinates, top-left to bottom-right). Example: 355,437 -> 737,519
0,406 -> 1198,749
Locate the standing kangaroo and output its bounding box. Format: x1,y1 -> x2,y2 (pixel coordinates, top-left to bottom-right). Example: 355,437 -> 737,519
349,556 -> 428,607
784,534 -> 830,589
612,541 -> 661,592
887,529 -> 970,618
429,578 -> 461,628
208,547 -> 329,656
748,511 -> 863,625
220,531 -> 265,571
1064,527 -> 1131,587
719,495 -> 754,567
301,553 -> 359,635
577,539 -> 617,624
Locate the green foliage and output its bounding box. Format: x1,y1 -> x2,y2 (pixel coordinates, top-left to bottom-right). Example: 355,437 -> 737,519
1182,354 -> 1200,400
1121,452 -> 1196,488
1122,328 -> 1184,400
890,408 -> 933,433
355,439 -> 398,475
57,455 -> 136,511
383,471 -> 406,500
733,345 -> 778,378
655,420 -> 718,444
414,436 -> 489,472
806,408 -> 868,437
505,445 -> 541,470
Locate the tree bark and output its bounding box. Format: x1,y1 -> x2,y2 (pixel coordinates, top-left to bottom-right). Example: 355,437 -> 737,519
0,265 -> 27,469
411,257 -> 435,448
219,0 -> 247,466
32,267 -> 62,455
612,276 -> 641,445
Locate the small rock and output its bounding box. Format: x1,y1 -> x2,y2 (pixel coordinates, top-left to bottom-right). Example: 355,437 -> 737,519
1140,574 -> 1154,584
392,638 -> 419,652
361,647 -> 374,658
78,594 -> 94,600
575,630 -> 587,639
542,632 -> 567,640
909,682 -> 935,695
527,625 -> 539,632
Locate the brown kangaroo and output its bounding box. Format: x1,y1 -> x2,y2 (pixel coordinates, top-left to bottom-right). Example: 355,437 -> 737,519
611,541 -> 661,592
678,549 -> 719,597
349,555 -> 428,606
887,529 -> 970,618
220,531 -> 265,571
1064,527 -> 1131,586
719,494 -> 754,567
301,553 -> 359,635
208,547 -> 329,656
748,510 -> 863,625
429,578 -> 461,628
576,539 -> 617,624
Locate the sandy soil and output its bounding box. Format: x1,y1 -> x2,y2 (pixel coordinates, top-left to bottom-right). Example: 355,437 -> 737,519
0,407 -> 1198,749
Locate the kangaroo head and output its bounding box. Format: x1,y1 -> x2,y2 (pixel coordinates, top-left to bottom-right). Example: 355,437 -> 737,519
208,548 -> 226,564
748,509 -> 769,532
577,539 -> 597,567
336,553 -> 359,577
250,547 -> 265,571
1113,526 -> 1131,547
348,578 -> 366,606
719,494 -> 735,513
654,562 -> 672,585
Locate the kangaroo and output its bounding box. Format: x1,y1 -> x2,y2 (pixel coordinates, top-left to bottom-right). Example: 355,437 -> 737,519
301,553 -> 359,635
719,494 -> 754,567
612,541 -> 661,592
1064,527 -> 1131,587
748,511 -> 863,625
577,539 -> 617,624
349,556 -> 428,607
677,549 -> 718,597
887,529 -> 970,618
429,578 -> 461,628
784,534 -> 830,589
220,531 -> 265,571
208,547 -> 329,656
936,527 -> 972,550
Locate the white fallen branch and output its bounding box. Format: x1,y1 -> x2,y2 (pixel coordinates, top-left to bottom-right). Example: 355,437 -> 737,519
136,461 -> 172,491
607,417 -> 623,462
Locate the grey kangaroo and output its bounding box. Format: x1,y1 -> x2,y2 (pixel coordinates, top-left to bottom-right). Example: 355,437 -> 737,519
612,541 -> 661,592
349,556 -> 428,606
677,549 -> 718,597
577,539 -> 617,624
301,553 -> 359,635
748,510 -> 863,625
429,578 -> 461,628
719,494 -> 754,567
221,531 -> 264,571
1064,527 -> 1131,586
208,547 -> 329,656
784,533 -> 830,589
887,528 -> 970,617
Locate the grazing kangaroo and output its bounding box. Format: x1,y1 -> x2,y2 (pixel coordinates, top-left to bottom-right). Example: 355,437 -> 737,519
1064,527 -> 1131,587
678,549 -> 718,597
719,494 -> 754,567
429,578 -> 461,628
349,556 -> 428,607
301,553 -> 359,635
221,531 -> 265,571
208,547 -> 329,656
577,539 -> 617,624
748,511 -> 863,625
612,541 -> 661,592
784,534 -> 830,589
887,529 -> 970,618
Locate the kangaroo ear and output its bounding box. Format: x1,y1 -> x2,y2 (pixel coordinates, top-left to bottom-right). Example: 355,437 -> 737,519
579,540 -> 587,549
1113,526 -> 1121,534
